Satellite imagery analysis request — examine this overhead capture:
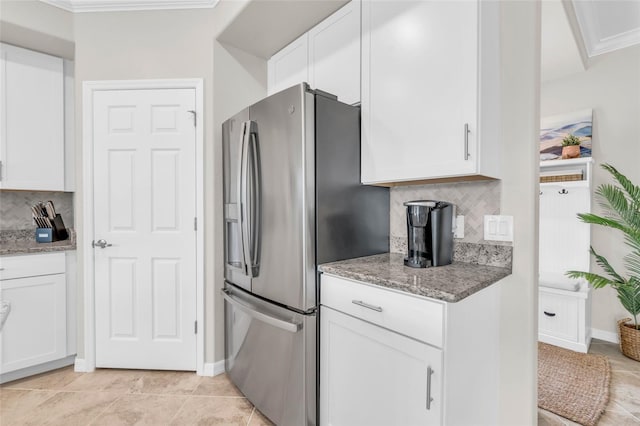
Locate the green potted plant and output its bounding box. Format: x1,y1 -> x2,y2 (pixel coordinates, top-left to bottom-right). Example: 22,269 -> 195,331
561,134 -> 582,159
567,163 -> 640,361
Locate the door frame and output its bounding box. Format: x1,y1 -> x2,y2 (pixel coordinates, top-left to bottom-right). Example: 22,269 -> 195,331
79,79 -> 205,375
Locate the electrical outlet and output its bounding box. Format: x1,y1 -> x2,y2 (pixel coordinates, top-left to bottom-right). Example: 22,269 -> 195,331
484,215 -> 514,242
454,215 -> 465,238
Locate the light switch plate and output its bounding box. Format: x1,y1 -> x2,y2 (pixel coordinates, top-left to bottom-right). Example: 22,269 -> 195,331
484,215 -> 514,242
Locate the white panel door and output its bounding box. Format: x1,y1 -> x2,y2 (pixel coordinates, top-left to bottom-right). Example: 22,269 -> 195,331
0,43 -> 64,190
321,306 -> 442,426
93,88 -> 197,370
308,0 -> 361,105
267,33 -> 309,95
0,274 -> 66,373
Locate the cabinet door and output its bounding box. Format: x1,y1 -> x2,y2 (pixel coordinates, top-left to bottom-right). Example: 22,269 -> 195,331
0,43 -> 64,190
309,1 -> 360,105
0,274 -> 67,373
361,1 -> 478,184
267,33 -> 309,96
539,291 -> 580,342
321,306 -> 442,426
539,185 -> 591,273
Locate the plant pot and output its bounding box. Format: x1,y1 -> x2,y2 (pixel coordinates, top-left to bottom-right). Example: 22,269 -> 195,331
561,145 -> 581,159
618,318 -> 640,362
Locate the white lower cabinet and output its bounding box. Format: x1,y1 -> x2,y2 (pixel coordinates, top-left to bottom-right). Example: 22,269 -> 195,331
538,285 -> 591,353
321,306 -> 442,426
0,252 -> 75,380
320,273 -> 501,426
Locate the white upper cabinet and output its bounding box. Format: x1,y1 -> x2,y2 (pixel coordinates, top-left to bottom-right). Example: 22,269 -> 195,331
267,1 -> 361,104
0,43 -> 65,191
267,33 -> 309,96
361,1 -> 501,185
308,0 -> 360,105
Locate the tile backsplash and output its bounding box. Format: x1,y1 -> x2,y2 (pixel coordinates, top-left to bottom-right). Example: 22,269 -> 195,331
0,190 -> 74,231
390,179 -> 502,254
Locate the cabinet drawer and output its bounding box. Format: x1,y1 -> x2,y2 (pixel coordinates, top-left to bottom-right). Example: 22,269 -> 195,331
0,253 -> 66,280
539,291 -> 579,342
321,273 -> 444,347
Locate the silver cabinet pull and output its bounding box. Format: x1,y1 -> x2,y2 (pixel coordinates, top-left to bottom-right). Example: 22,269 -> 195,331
92,239 -> 112,249
464,123 -> 470,160
426,366 -> 434,410
351,300 -> 383,312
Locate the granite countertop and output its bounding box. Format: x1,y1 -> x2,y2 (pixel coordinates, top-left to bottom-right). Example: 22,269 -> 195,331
0,229 -> 76,256
319,251 -> 512,303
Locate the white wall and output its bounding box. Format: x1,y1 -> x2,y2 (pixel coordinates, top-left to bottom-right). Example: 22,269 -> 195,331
0,0 -> 74,58
541,44 -> 640,338
72,7 -> 214,363
212,41 -> 267,360
73,3 -> 266,364
0,0 -> 266,365
499,2 -> 540,424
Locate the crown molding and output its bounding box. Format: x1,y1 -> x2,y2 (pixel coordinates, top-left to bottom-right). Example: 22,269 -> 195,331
40,0 -> 219,13
572,0 -> 640,58
588,27 -> 640,58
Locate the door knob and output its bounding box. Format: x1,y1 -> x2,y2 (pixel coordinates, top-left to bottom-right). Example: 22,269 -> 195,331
92,239 -> 112,249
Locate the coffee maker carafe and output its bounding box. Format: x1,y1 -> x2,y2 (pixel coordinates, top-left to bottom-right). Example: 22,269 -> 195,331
404,200 -> 454,268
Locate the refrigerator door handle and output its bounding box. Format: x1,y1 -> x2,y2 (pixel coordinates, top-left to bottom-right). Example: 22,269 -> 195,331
238,121 -> 249,275
222,288 -> 301,333
247,125 -> 261,276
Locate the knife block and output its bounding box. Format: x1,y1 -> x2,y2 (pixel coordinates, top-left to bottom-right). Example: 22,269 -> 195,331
35,214 -> 69,243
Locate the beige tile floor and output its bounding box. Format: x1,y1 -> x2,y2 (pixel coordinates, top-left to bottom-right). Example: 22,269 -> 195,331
0,367 -> 274,425
539,339 -> 640,425
1,339 -> 637,426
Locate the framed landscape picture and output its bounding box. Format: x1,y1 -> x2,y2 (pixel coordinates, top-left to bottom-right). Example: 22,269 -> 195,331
540,109 -> 593,161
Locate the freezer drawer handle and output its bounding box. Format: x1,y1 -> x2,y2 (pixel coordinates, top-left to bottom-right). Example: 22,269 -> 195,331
222,289 -> 301,333
543,311 -> 556,317
351,300 -> 383,312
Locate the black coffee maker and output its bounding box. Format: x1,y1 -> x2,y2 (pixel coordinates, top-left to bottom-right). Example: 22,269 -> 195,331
404,200 -> 454,268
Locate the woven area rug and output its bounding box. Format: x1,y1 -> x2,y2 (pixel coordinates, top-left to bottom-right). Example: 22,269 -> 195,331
538,342 -> 611,426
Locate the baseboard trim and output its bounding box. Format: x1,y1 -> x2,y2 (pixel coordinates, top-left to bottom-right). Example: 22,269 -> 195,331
202,361 -> 225,377
74,357 -> 95,372
212,360 -> 226,376
591,328 -> 619,344
202,363 -> 215,376
1,355 -> 76,384
539,334 -> 589,353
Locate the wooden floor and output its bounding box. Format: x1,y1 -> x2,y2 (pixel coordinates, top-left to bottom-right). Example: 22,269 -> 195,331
1,368 -> 273,425
539,339 -> 640,425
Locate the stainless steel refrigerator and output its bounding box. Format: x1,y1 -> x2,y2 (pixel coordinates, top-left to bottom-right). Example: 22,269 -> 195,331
222,83 -> 389,426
